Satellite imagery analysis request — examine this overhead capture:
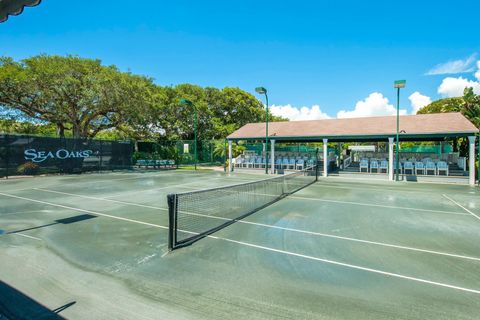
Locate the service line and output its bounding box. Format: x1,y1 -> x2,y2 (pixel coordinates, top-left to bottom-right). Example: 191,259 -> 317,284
23,188 -> 480,262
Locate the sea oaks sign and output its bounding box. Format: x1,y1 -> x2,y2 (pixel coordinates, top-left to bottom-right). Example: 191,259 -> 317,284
24,149 -> 93,163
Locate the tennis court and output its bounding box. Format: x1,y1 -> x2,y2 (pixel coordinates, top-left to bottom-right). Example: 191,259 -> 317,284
1,169 -> 479,319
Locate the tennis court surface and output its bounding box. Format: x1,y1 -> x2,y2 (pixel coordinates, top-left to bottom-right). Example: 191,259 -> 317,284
1,170 -> 479,319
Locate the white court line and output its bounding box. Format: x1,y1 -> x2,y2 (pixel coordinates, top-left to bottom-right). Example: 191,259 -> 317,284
226,219 -> 480,262
31,188 -> 480,262
0,210 -> 47,217
289,196 -> 469,216
0,192 -> 168,231
321,175 -> 473,187
104,176 -> 259,199
35,188 -> 173,211
36,186 -> 466,219
46,171 -> 213,189
165,185 -> 468,216
442,194 -> 480,222
208,235 -> 480,295
12,233 -> 42,241
1,191 -> 479,295
313,181 -> 472,195
0,187 -> 35,193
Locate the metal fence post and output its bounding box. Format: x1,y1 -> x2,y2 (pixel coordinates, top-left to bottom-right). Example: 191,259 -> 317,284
5,134 -> 9,179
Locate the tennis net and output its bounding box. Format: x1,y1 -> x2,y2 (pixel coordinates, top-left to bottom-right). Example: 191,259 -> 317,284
167,165 -> 318,250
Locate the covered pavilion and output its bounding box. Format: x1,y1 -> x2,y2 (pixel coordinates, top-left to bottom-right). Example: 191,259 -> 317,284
227,112 -> 479,186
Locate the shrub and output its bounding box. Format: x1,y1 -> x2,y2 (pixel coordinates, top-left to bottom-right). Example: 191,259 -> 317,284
17,162 -> 40,175
132,151 -> 151,162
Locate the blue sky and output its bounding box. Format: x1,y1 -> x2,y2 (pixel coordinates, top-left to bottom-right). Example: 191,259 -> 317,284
1,0 -> 480,120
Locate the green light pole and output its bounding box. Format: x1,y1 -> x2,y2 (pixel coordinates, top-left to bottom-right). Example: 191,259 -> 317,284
180,98 -> 197,170
394,80 -> 406,181
255,87 -> 269,174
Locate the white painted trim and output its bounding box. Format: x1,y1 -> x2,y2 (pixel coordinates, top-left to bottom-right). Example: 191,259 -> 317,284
468,136 -> 476,186
323,138 -> 328,177
388,137 -> 394,181
270,139 -> 276,174
228,140 -> 233,173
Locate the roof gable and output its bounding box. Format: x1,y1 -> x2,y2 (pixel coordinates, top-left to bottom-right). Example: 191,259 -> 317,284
227,113 -> 478,141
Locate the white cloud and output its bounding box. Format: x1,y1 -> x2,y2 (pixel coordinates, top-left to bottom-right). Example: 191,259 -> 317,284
426,54 -> 477,75
270,104 -> 331,121
475,61 -> 480,81
337,92 -> 407,119
409,91 -> 432,114
437,76 -> 480,97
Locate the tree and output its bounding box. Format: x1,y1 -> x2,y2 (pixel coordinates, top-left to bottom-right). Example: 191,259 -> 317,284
0,54 -> 288,141
461,87 -> 480,129
150,84 -> 287,142
417,87 -> 480,155
0,55 -> 154,138
416,96 -> 463,115
417,88 -> 479,127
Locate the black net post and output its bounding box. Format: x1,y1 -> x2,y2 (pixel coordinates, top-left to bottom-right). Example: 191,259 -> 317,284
167,194 -> 177,251
315,148 -> 319,181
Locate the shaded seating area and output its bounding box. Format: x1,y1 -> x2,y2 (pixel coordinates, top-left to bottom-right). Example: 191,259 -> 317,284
227,113 -> 479,186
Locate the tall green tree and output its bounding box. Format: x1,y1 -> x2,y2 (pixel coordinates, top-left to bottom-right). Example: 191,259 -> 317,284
0,54 -> 287,141
417,87 -> 480,155
0,55 -> 154,138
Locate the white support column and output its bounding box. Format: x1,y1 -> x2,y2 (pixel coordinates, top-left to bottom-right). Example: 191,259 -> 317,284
337,142 -> 342,168
228,140 -> 233,173
388,137 -> 394,181
323,138 -> 328,177
468,136 -> 476,186
270,139 -> 276,174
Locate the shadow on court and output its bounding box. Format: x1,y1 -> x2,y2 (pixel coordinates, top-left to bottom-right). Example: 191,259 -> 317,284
7,214 -> 97,235
0,281 -> 75,319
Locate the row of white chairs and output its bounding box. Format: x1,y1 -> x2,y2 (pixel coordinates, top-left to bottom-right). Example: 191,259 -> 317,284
359,159 -> 389,173
235,156 -> 315,170
359,159 -> 449,175
395,161 -> 449,176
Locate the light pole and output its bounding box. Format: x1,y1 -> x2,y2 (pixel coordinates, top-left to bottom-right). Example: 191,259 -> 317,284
255,87 -> 269,174
179,98 -> 197,170
393,80 -> 406,181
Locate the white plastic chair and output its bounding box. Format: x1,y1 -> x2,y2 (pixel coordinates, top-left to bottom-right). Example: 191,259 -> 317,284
437,161 -> 449,176
235,157 -> 243,168
415,162 -> 425,175
379,160 -> 388,173
393,161 -> 402,174
246,157 -> 255,168
359,159 -> 369,173
275,158 -> 283,169
296,159 -> 304,170
288,158 -> 296,170
425,161 -> 436,175
403,161 -> 414,175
